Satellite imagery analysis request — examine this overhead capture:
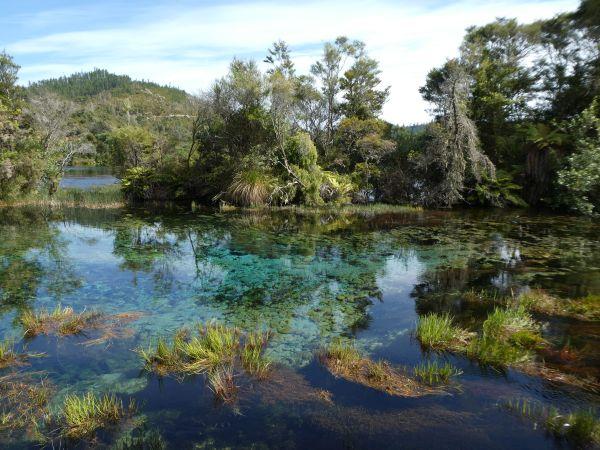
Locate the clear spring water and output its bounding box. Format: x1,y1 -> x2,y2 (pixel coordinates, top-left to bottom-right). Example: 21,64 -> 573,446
0,206 -> 598,449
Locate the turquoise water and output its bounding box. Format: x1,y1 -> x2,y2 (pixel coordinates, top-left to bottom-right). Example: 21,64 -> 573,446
0,206 -> 599,448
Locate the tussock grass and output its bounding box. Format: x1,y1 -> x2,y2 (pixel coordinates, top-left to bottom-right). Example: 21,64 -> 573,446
319,341 -> 444,397
59,392 -> 136,440
503,398 -> 600,446
137,322 -> 272,403
225,169 -> 277,207
414,305 -> 595,388
415,313 -> 472,351
413,361 -> 463,386
481,306 -> 539,343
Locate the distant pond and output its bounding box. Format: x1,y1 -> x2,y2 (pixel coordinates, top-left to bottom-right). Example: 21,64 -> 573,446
59,166 -> 119,189
0,206 -> 598,449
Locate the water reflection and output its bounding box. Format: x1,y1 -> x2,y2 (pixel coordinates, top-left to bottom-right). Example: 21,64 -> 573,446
0,206 -> 598,449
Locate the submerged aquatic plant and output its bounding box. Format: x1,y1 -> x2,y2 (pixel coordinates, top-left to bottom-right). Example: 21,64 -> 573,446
415,313 -> 471,351
503,398 -> 600,446
467,337 -> 533,368
0,373 -> 52,436
413,360 -> 463,386
319,341 -> 444,397
114,426 -> 167,450
59,391 -> 136,440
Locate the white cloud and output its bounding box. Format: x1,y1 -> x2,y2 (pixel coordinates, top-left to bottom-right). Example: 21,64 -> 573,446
6,0 -> 578,124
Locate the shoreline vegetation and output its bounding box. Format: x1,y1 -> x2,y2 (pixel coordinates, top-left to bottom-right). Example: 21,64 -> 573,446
1,1 -> 599,216
0,184 -> 426,214
0,185 -> 125,209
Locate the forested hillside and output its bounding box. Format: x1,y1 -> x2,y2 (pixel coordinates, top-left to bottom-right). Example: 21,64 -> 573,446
0,0 -> 598,213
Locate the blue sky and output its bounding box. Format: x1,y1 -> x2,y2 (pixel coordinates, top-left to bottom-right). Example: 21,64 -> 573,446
1,0 -> 579,124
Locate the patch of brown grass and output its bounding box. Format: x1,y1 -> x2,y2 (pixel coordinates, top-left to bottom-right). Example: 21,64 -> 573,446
19,306 -> 143,345
0,372 -> 52,437
319,342 -> 440,398
0,340 -> 45,370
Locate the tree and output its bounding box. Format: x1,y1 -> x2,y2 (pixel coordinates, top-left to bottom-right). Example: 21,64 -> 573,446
557,98 -> 600,215
0,51 -> 22,152
264,40 -> 295,78
339,56 -> 390,119
0,52 -> 47,200
107,125 -> 155,174
459,18 -> 538,165
419,60 -> 495,207
311,37 -> 364,151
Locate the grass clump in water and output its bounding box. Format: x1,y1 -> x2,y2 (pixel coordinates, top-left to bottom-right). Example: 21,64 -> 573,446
467,306 -> 544,368
19,306 -> 142,345
413,361 -> 463,386
415,313 -> 472,351
241,331 -> 272,379
0,339 -> 44,369
58,392 -> 136,440
482,305 -> 544,350
138,323 -> 242,376
517,289 -> 600,321
137,322 -> 272,403
319,340 -> 444,397
503,399 -> 600,446
20,305 -> 102,337
207,365 -> 238,404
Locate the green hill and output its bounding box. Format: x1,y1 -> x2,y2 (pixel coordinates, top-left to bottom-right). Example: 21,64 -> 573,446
28,69 -> 189,103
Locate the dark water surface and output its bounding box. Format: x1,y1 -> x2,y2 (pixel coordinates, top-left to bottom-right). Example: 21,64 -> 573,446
0,206 -> 598,449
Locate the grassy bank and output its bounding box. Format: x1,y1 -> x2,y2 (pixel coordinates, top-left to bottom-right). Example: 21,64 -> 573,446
223,203 -> 423,215
0,185 -> 124,209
